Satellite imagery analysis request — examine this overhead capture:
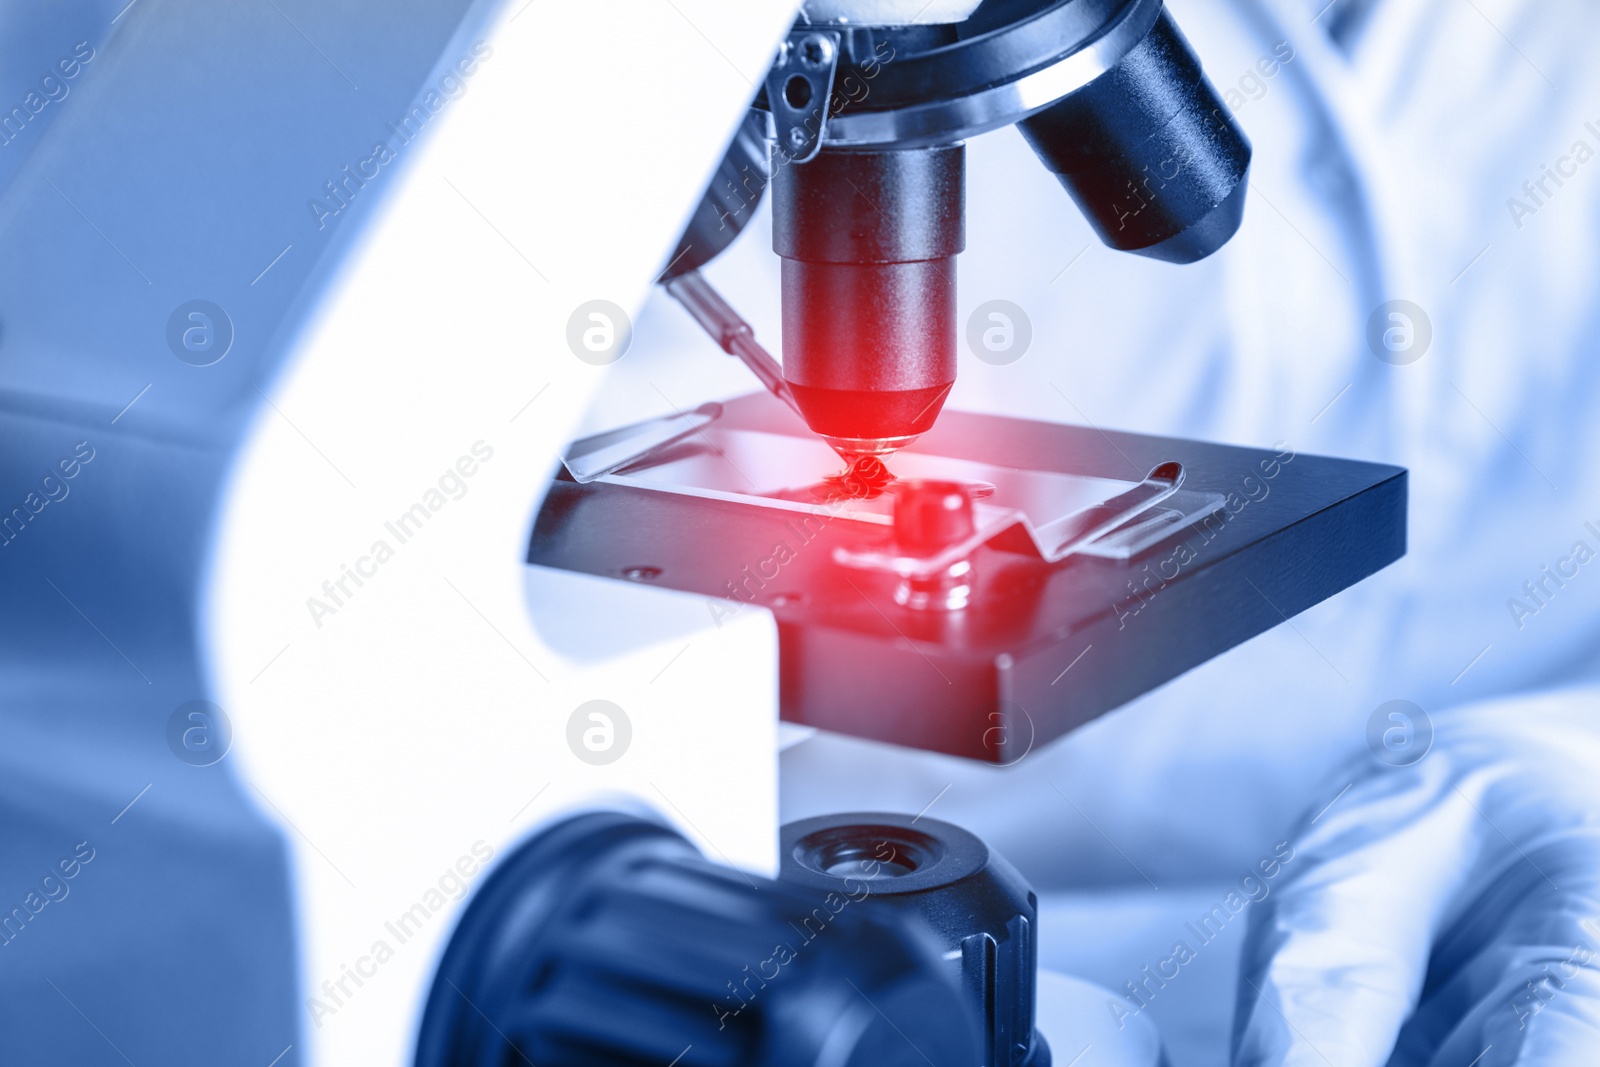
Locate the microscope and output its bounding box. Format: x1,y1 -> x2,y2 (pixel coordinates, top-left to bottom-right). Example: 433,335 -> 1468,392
534,0 -> 1402,759
421,1 -> 1407,1063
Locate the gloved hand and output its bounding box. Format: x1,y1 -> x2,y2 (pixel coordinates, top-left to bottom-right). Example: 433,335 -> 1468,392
1233,688 -> 1600,1066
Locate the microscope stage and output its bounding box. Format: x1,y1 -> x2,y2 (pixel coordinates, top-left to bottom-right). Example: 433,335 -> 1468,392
530,393 -> 1406,762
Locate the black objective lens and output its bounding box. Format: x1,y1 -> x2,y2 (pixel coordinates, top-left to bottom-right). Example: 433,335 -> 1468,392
1018,9 -> 1251,264
772,143 -> 965,455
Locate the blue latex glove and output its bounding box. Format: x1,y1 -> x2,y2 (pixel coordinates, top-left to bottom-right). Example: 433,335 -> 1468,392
1234,689 -> 1600,1065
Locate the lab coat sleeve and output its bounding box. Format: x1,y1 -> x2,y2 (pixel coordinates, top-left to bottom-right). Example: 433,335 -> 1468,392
1234,685 -> 1600,1067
